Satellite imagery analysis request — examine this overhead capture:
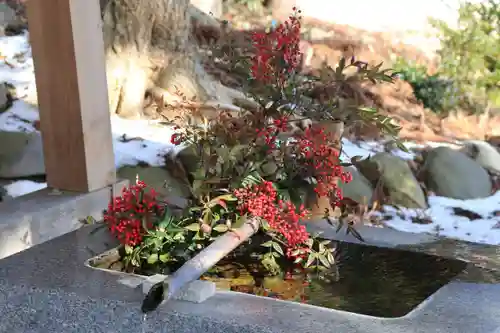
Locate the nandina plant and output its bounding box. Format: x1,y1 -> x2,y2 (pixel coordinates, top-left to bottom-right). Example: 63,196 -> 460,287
103,9 -> 402,277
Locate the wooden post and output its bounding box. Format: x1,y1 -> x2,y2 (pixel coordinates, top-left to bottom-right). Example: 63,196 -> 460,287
27,0 -> 116,192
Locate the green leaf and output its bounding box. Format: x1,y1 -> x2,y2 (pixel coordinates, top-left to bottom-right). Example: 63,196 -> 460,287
261,241 -> 274,248
173,232 -> 185,241
327,251 -> 335,265
159,253 -> 170,263
260,219 -> 270,231
272,242 -> 284,256
317,253 -> 331,268
192,180 -> 204,194
213,224 -> 229,233
241,173 -> 262,187
185,223 -> 201,232
144,237 -> 163,249
229,144 -> 247,161
318,242 -> 325,253
124,245 -> 134,254
147,253 -> 158,264
305,253 -> 316,268
232,215 -> 247,229
131,258 -> 140,267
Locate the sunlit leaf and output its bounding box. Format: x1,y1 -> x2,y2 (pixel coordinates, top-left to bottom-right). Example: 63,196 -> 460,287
272,242 -> 284,256
159,253 -> 170,263
213,224 -> 229,233
305,253 -> 316,268
184,223 -> 201,232
317,253 -> 331,268
124,245 -> 134,255
147,253 -> 158,264
327,251 -> 335,265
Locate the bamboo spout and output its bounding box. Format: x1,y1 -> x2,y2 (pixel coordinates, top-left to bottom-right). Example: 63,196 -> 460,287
141,218 -> 260,313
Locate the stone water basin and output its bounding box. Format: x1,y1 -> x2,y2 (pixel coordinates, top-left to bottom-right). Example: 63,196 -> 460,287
86,240 -> 467,318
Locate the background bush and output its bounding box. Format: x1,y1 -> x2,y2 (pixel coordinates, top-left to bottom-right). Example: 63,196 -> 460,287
429,0 -> 500,113
394,60 -> 458,114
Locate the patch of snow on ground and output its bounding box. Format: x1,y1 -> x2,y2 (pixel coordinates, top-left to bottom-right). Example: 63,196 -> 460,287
0,100 -> 39,132
4,180 -> 47,198
111,116 -> 181,167
341,139 -> 417,161
380,192 -> 500,245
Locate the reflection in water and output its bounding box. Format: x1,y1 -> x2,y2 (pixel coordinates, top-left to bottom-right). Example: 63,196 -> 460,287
204,242 -> 467,318
400,238 -> 500,272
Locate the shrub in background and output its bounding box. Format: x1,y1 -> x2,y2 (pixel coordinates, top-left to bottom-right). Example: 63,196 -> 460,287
429,0 -> 500,112
393,59 -> 458,114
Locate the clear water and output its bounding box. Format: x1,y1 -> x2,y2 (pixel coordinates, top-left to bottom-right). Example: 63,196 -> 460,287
202,242 -> 467,318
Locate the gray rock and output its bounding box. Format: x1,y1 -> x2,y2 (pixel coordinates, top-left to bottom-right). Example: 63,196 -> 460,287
460,140 -> 500,174
421,146 -> 492,200
0,83 -> 10,113
0,4 -> 16,24
338,166 -> 373,204
0,3 -> 22,36
356,152 -> 427,208
117,165 -> 190,198
0,131 -> 45,178
0,83 -> 9,113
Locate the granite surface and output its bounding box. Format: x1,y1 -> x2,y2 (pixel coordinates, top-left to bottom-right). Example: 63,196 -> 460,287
0,224 -> 500,333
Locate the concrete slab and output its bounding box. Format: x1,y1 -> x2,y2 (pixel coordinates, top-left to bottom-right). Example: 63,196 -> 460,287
0,224 -> 499,332
0,179 -> 128,259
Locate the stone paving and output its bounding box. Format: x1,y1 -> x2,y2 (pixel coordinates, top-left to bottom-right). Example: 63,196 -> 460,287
0,223 -> 500,333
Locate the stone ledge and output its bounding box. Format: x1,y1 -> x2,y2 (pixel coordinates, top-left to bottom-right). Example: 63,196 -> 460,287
0,179 -> 128,259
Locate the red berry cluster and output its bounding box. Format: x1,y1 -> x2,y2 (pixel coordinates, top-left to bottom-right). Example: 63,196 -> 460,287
170,126 -> 184,146
250,8 -> 302,84
103,181 -> 162,246
234,181 -> 310,250
296,126 -> 352,206
255,116 -> 290,148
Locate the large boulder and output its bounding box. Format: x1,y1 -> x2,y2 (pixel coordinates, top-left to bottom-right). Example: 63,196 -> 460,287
0,83 -> 11,113
460,140 -> 500,174
420,146 -> 492,199
117,165 -> 190,199
0,131 -> 45,178
338,166 -> 373,205
0,3 -> 24,36
356,152 -> 427,209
